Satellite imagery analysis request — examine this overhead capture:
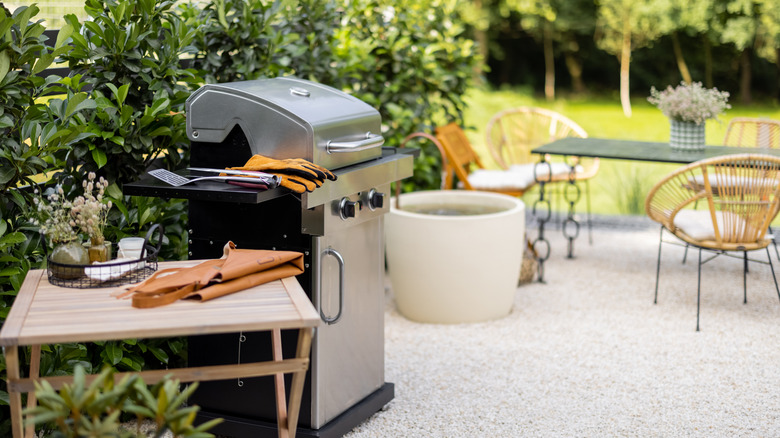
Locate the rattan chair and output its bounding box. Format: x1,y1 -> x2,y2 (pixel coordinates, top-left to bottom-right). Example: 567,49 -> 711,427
723,117 -> 780,149
485,107 -> 598,240
723,117 -> 780,259
645,154 -> 780,331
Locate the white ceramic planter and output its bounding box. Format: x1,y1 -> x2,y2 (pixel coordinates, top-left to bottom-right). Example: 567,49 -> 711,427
386,190 -> 525,324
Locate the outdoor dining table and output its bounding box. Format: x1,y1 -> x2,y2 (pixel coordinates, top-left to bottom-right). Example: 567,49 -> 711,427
530,137 -> 780,281
0,260 -> 320,438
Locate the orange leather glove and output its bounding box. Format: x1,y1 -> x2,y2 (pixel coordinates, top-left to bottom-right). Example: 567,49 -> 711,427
229,155 -> 337,182
278,174 -> 321,193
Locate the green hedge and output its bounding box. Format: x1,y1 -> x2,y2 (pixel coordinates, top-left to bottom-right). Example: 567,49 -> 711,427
0,0 -> 478,433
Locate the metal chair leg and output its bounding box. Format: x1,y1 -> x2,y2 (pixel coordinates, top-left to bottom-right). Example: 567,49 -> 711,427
696,248 -> 702,332
682,244 -> 689,264
586,179 -> 593,245
654,226 -> 664,304
767,247 -> 780,303
770,226 -> 780,261
743,251 -> 748,304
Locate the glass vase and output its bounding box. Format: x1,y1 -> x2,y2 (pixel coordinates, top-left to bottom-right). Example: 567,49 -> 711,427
669,119 -> 706,151
87,237 -> 112,263
50,240 -> 90,279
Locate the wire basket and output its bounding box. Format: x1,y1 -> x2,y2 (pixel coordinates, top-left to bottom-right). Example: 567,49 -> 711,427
46,224 -> 163,289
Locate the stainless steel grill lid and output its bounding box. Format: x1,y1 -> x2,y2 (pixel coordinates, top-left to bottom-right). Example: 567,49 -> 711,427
185,77 -> 384,170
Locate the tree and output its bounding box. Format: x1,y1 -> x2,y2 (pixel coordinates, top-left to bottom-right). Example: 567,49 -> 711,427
712,0 -> 761,104
595,0 -> 674,117
668,1 -> 714,84
505,0 -> 556,99
755,0 -> 780,98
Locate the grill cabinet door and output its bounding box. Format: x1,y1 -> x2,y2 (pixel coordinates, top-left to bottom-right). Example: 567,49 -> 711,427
311,216 -> 385,428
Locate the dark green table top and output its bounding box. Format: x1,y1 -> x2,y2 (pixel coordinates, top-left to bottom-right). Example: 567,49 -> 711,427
532,137 -> 780,164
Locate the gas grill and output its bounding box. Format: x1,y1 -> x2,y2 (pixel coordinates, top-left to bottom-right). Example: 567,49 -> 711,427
125,77 -> 415,437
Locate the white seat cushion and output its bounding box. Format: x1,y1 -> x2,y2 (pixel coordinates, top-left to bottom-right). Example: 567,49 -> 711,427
673,210 -> 721,241
510,162 -> 585,180
467,168 -> 536,191
688,174 -> 778,192
673,209 -> 760,241
467,162 -> 586,191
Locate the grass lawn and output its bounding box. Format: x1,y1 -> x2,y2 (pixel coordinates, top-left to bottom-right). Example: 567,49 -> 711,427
461,86 -> 780,217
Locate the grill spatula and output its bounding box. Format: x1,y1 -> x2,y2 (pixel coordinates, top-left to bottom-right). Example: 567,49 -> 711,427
148,169 -> 278,189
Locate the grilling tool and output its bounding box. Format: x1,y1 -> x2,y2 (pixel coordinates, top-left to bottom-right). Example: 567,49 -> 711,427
147,169 -> 278,188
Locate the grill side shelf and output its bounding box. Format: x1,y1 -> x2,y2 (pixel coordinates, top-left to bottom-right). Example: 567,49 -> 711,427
125,148 -> 418,205
123,171 -> 289,204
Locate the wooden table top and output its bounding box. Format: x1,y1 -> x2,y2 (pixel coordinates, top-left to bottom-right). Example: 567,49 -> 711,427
532,137 -> 780,164
0,260 -> 320,347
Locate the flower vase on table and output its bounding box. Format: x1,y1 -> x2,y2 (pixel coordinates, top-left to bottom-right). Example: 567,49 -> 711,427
50,239 -> 90,279
669,119 -> 706,151
87,237 -> 111,263
648,81 -> 730,152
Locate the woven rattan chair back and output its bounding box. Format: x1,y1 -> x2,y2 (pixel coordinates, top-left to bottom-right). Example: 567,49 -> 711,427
723,117 -> 780,149
646,154 -> 780,251
485,107 -> 588,167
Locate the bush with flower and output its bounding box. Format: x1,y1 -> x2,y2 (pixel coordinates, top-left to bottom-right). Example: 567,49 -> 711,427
648,81 -> 731,125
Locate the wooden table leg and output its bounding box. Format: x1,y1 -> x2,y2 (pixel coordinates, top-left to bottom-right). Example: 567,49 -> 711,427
287,328 -> 313,438
24,345 -> 41,438
4,346 -> 23,438
271,329 -> 289,438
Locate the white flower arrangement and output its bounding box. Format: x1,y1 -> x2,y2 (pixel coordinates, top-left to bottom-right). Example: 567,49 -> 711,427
32,185 -> 78,244
32,172 -> 113,245
71,172 -> 112,245
648,81 -> 731,125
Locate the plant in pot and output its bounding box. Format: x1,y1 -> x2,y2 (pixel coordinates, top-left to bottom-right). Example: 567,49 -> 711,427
648,81 -> 731,151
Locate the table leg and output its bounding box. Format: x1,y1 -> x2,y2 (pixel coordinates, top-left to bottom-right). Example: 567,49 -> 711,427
272,329 -> 289,438
562,163 -> 582,259
533,160 -> 553,283
25,345 -> 41,438
287,328 -> 312,438
5,346 -> 23,438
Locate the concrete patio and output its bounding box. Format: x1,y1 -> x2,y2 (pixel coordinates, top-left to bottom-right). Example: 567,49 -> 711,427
346,215 -> 780,437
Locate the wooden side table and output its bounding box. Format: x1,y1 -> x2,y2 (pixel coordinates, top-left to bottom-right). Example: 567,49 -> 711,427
0,261 -> 319,438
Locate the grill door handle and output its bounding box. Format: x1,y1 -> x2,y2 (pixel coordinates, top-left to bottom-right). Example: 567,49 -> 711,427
326,133 -> 384,153
319,248 -> 345,324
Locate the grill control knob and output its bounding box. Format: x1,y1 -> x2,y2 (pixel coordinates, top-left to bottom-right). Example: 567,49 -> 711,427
367,189 -> 385,210
339,197 -> 360,220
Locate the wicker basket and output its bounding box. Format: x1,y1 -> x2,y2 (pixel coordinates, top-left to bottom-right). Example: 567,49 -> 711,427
518,238 -> 538,285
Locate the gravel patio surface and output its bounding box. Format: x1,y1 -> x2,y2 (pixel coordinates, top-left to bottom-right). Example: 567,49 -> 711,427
345,219 -> 780,437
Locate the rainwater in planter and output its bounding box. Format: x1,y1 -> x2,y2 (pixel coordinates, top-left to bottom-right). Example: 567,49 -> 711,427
386,190 -> 525,324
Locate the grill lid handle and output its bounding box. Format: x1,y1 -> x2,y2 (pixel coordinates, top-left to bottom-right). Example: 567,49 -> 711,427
326,132 -> 384,154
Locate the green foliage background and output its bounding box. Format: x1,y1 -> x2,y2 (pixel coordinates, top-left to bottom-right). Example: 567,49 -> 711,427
0,0 -> 478,433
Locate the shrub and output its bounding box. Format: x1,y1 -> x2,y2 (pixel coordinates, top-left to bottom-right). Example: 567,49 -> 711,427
25,365 -> 221,437
58,0 -> 200,186
335,0 -> 480,191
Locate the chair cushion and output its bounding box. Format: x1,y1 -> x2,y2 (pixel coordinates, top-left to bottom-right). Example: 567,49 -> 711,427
688,175 -> 778,192
673,209 -> 761,241
509,162 -> 585,180
468,168 -> 536,191
673,210 -> 721,241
